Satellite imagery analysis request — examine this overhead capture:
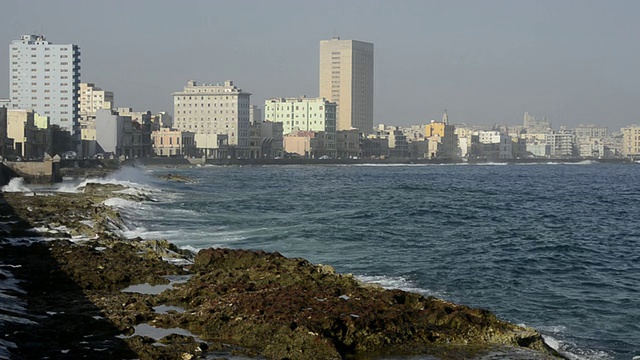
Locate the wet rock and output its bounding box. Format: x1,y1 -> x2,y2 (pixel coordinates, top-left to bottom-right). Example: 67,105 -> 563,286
158,174 -> 193,183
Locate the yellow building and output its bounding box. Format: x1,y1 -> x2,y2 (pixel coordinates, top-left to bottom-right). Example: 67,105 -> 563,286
424,112 -> 458,159
622,126 -> 640,157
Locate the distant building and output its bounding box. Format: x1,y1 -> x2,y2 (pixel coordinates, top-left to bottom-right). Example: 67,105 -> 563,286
575,124 -> 607,158
0,107 -> 7,157
249,105 -> 262,125
425,112 -> 458,159
284,130 -> 330,159
362,136 -> 390,159
474,131 -> 513,160
151,128 -> 196,157
575,124 -> 607,140
0,99 -> 10,108
9,35 -> 80,135
375,125 -> 408,158
319,37 -> 374,133
264,97 -> 336,158
622,126 -> 640,157
523,112 -> 551,132
194,133 -> 230,159
7,109 -> 34,157
336,129 -> 361,159
7,109 -> 58,158
546,129 -> 577,158
260,121 -> 284,159
172,80 -> 250,157
526,143 -> 551,157
117,108 -> 151,125
95,109 -> 152,158
402,125 -> 426,142
79,83 -> 113,117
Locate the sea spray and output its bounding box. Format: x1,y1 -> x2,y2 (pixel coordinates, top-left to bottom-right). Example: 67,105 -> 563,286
1,178 -> 31,193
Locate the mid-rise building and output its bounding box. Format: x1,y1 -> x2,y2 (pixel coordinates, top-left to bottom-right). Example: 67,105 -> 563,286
95,109 -> 152,158
79,83 -> 113,117
375,125 -> 408,158
546,129 -> 577,158
151,128 -> 196,157
622,126 -> 640,157
319,37 -> 374,133
475,131 -> 513,160
425,113 -> 458,159
249,105 -> 262,125
260,121 -> 284,159
172,80 -> 250,157
576,124 -> 607,140
336,129 -> 361,159
9,35 -> 80,135
264,97 -> 336,158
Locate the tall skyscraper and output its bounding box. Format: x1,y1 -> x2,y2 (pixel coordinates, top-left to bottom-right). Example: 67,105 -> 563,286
9,35 -> 81,135
319,37 -> 373,133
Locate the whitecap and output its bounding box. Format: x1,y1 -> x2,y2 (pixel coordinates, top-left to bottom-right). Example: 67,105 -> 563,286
355,274 -> 443,297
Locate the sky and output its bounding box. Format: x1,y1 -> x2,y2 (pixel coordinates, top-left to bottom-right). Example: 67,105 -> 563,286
1,0 -> 639,130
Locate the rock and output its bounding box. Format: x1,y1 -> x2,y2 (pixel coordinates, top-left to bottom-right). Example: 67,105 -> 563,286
158,173 -> 193,183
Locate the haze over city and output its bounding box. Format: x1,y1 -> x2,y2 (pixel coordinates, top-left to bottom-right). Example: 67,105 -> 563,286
1,0 -> 638,129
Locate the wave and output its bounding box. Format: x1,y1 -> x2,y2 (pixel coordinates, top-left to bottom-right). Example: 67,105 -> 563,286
1,178 -> 32,193
355,274 -> 443,298
541,334 -> 614,360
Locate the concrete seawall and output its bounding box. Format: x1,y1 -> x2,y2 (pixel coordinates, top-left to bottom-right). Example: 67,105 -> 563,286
2,156 -> 61,184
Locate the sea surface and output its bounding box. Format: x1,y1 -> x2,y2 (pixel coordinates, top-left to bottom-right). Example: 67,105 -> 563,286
72,163 -> 640,359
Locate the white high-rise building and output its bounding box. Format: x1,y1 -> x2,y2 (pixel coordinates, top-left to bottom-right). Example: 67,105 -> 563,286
319,37 -> 373,133
9,35 -> 80,134
172,80 -> 251,154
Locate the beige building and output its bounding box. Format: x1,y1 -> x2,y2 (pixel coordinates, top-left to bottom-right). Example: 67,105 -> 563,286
7,109 -> 33,155
264,97 -> 336,158
79,83 -> 113,117
319,37 -> 373,133
173,80 -> 250,157
622,126 -> 640,157
151,128 -> 196,157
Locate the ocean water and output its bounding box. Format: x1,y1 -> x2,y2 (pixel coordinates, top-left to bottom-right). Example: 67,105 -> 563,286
101,163 -> 639,359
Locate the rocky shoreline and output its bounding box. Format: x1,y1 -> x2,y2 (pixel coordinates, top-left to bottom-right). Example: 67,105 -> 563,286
0,180 -> 562,359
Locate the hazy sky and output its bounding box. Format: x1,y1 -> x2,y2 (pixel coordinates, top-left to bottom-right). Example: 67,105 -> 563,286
1,0 -> 638,130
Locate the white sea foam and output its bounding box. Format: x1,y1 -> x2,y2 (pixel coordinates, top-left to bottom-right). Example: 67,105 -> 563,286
102,197 -> 143,209
54,181 -> 83,193
475,162 -> 508,166
541,334 -> 614,360
1,178 -> 32,193
355,274 -> 442,297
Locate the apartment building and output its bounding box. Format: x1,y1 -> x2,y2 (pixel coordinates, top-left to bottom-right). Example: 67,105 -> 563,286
264,97 -> 336,158
172,80 -> 250,157
9,35 -> 80,134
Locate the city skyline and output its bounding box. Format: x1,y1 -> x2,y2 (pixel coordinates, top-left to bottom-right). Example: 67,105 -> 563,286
1,0 -> 639,130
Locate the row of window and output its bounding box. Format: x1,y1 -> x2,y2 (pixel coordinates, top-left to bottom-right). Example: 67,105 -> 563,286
175,102 -> 240,108
175,95 -> 247,102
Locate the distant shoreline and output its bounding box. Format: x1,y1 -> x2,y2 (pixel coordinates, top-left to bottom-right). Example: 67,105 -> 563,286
129,156 -> 633,168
